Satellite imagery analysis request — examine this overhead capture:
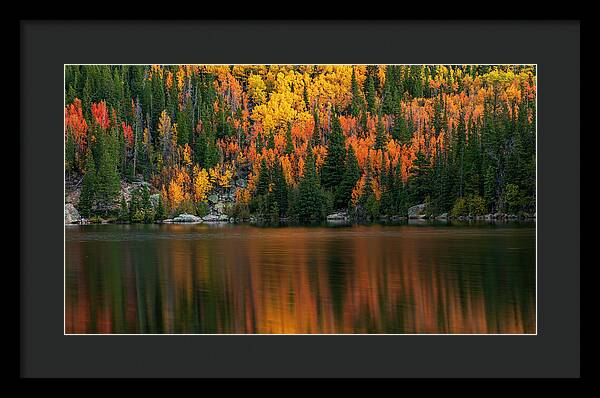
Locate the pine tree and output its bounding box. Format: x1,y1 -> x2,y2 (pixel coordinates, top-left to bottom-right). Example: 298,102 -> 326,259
321,114 -> 346,190
79,150 -> 97,218
312,110 -> 322,147
394,160 -> 409,217
151,72 -> 165,131
155,193 -> 166,222
141,185 -> 154,223
303,83 -> 310,112
484,165 -> 496,213
335,145 -> 360,209
272,160 -> 288,217
118,194 -> 128,222
129,188 -> 142,223
392,106 -> 408,144
379,156 -> 393,216
256,158 -> 271,197
364,74 -> 376,114
381,65 -> 399,115
350,67 -> 364,118
374,114 -> 388,150
408,150 -> 430,205
176,102 -> 193,147
95,131 -> 121,216
359,157 -> 379,219
298,152 -> 321,222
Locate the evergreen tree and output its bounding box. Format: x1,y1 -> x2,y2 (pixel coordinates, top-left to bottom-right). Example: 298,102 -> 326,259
141,185 -> 154,223
381,65 -> 400,115
350,67 -> 364,118
374,114 -> 388,150
298,152 -> 321,222
155,194 -> 166,222
484,165 -> 496,212
118,194 -> 128,222
151,73 -> 165,131
408,150 -> 430,205
358,157 -> 379,219
321,114 -> 346,190
256,158 -> 271,197
335,145 -> 360,209
379,156 -> 393,216
95,131 -> 121,215
272,160 -> 289,217
392,106 -> 409,144
129,188 -> 142,223
364,74 -> 376,114
394,161 -> 409,216
79,150 -> 97,218
176,102 -> 193,147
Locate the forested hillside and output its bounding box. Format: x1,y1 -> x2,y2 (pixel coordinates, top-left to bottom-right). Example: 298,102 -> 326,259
64,65 -> 536,223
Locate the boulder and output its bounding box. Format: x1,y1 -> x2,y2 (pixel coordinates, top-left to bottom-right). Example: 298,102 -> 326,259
327,212 -> 348,221
149,193 -> 160,208
389,215 -> 407,221
408,203 -> 427,219
208,194 -> 219,204
436,213 -> 448,220
65,203 -> 81,224
202,214 -> 229,223
214,202 -> 226,214
171,213 -> 203,223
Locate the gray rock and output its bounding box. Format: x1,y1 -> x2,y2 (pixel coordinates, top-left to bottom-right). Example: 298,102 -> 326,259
202,214 -> 229,223
214,202 -> 226,214
171,213 -> 203,223
390,215 -> 407,221
208,194 -> 219,204
149,194 -> 160,208
408,203 -> 427,219
65,203 -> 81,224
436,213 -> 448,220
327,212 -> 348,221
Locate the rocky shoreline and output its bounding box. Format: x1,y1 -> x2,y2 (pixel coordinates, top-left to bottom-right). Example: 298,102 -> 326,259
66,205 -> 536,226
65,176 -> 536,227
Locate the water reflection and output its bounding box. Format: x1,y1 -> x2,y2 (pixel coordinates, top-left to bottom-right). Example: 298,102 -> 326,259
65,223 -> 536,334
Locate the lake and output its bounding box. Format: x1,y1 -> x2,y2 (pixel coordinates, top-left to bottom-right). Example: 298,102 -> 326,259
65,222 -> 536,334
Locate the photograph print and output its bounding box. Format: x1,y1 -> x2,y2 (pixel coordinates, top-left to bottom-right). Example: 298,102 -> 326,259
64,64 -> 536,334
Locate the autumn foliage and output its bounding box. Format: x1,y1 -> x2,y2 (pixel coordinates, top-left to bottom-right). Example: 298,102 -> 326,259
65,64 -> 536,219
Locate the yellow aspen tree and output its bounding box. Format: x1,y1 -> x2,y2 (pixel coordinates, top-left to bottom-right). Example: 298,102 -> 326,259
193,166 -> 212,203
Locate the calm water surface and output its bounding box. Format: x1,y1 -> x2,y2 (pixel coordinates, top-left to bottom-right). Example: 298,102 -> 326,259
65,222 -> 535,334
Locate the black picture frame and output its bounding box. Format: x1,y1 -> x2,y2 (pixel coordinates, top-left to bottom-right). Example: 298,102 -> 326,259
20,20 -> 580,378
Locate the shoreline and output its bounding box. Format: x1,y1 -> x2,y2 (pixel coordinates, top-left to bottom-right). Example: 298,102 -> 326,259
65,217 -> 536,227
